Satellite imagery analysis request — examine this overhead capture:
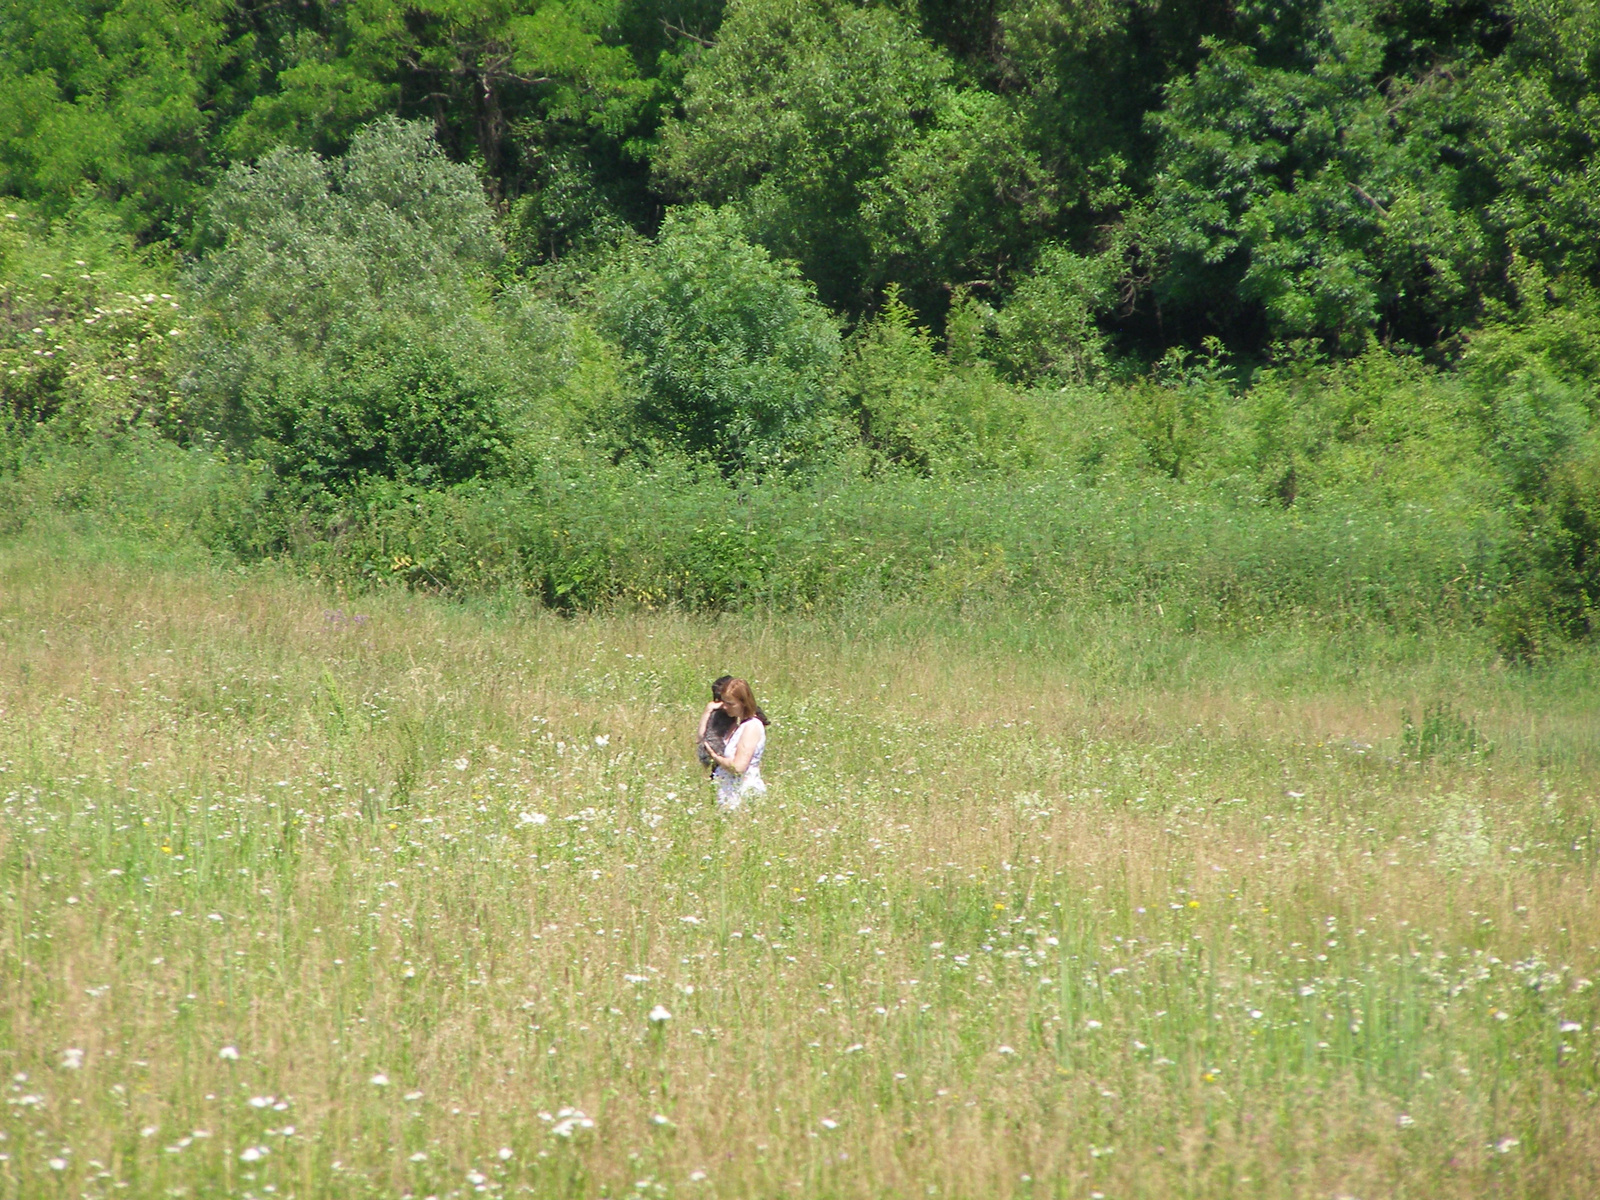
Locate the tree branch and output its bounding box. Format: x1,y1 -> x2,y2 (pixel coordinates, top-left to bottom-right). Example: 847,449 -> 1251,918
662,19 -> 714,48
1349,182 -> 1390,218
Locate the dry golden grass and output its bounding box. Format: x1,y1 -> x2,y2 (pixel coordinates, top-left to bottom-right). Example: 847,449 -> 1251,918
1,540 -> 1597,1199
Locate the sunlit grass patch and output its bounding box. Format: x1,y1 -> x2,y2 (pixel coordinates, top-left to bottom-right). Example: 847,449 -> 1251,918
0,539 -> 1597,1198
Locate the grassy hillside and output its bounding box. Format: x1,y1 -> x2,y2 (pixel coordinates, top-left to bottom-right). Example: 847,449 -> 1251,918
2,535 -> 1596,1198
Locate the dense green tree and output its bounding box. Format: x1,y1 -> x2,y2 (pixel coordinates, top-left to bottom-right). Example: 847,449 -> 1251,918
1469,0 -> 1600,290
594,205 -> 840,472
0,0 -> 245,237
218,0 -> 405,160
657,0 -> 953,311
658,0 -> 1246,323
0,0 -> 723,245
183,120 -> 534,489
9,0 -> 1600,385
990,0 -> 1233,233
228,0 -> 721,219
1138,0 -> 1498,351
860,86 -> 1057,311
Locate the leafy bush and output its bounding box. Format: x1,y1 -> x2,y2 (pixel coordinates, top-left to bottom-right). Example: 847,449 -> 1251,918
1491,434 -> 1600,657
1220,347 -> 1491,510
0,428 -> 264,560
1400,701 -> 1490,762
593,206 -> 841,474
991,242 -> 1115,385
0,201 -> 189,471
231,452 -> 1507,632
181,119 -> 545,490
1456,279 -> 1600,655
841,288 -> 1036,476
1460,275 -> 1600,499
1117,344 -> 1231,482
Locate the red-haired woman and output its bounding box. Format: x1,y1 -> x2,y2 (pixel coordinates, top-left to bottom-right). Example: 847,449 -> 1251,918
700,677 -> 768,811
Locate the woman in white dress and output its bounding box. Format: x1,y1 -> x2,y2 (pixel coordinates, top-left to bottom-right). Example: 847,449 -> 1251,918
699,677 -> 768,811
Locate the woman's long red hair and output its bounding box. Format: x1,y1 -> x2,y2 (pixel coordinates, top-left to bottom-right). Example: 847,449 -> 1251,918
720,678 -> 766,724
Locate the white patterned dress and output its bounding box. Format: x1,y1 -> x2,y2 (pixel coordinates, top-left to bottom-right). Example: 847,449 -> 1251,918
713,718 -> 767,811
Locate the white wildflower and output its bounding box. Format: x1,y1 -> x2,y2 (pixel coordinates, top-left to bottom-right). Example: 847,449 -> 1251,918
218,1045 -> 239,1061
59,1048 -> 84,1070
369,1073 -> 389,1087
649,1005 -> 672,1024
550,1107 -> 594,1137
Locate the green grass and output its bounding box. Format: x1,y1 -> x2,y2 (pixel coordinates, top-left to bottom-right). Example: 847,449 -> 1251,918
1,534 -> 1597,1198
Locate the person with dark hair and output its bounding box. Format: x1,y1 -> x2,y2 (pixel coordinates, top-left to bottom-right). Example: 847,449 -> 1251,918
698,677 -> 768,810
696,676 -> 737,770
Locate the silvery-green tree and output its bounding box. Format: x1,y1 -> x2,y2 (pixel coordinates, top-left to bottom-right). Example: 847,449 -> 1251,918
183,119 -> 544,490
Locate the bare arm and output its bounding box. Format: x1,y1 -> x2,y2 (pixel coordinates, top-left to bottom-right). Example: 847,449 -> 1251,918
709,720 -> 761,775
697,701 -> 718,741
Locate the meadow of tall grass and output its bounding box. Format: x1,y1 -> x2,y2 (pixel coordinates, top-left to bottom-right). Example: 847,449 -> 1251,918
1,533 -> 1597,1199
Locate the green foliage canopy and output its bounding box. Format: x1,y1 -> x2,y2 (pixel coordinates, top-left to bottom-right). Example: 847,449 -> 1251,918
594,205 -> 840,472
0,0 -> 243,237
1141,2 -> 1493,348
657,0 -> 953,310
181,120 -> 537,490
